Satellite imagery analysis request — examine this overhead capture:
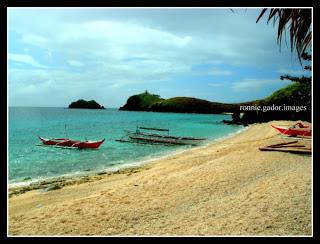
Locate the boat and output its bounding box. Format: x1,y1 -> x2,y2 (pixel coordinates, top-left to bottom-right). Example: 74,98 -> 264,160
126,131 -> 206,141
128,135 -> 195,145
271,124 -> 312,137
38,136 -> 105,149
117,126 -> 206,146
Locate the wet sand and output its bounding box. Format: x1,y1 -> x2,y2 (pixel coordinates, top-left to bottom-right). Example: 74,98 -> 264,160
8,121 -> 312,236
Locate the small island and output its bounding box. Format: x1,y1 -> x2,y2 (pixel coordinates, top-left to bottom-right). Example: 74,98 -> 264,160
68,99 -> 105,109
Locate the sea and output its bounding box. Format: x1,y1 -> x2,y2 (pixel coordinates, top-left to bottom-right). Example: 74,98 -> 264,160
8,107 -> 244,186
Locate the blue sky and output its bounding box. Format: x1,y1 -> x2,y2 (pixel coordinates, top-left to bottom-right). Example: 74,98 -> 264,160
8,8 -> 311,107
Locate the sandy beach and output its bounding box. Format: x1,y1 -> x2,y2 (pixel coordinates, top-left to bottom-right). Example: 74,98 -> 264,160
8,121 -> 312,236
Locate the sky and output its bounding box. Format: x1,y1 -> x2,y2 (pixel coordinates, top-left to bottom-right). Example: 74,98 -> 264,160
8,8 -> 311,108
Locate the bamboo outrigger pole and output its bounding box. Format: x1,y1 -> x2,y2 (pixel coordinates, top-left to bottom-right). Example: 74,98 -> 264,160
138,127 -> 169,132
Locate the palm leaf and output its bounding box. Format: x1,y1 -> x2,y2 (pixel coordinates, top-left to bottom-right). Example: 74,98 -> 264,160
256,8 -> 311,61
256,8 -> 268,23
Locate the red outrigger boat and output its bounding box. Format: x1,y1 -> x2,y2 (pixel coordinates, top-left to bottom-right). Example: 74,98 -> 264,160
38,136 -> 105,149
271,123 -> 312,137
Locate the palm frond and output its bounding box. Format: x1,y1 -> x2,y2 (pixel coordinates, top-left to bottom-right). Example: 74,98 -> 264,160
256,8 -> 312,61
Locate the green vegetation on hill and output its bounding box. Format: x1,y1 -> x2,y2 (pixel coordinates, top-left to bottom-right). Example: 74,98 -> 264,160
262,82 -> 311,106
68,99 -> 105,109
241,82 -> 311,123
119,91 -> 254,114
150,97 -> 239,114
119,91 -> 164,111
120,82 -> 311,124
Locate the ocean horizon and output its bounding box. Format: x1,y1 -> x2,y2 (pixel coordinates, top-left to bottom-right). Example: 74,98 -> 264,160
8,106 -> 120,109
8,107 -> 244,186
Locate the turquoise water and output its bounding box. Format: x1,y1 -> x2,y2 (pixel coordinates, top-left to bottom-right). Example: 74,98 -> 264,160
9,107 -> 243,185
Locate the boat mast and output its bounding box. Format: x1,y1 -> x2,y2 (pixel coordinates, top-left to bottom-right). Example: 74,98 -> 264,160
65,124 -> 68,138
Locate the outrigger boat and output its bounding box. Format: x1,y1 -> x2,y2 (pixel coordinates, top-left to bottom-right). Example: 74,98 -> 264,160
126,131 -> 206,141
128,135 -> 194,145
117,126 -> 206,146
38,136 -> 105,149
271,123 -> 312,137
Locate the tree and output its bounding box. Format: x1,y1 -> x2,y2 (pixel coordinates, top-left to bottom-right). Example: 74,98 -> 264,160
256,9 -> 312,62
257,9 -> 312,84
280,74 -> 311,83
238,9 -> 312,124
279,50 -> 311,84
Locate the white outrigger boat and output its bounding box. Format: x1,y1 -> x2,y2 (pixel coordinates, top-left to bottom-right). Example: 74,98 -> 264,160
116,126 -> 206,146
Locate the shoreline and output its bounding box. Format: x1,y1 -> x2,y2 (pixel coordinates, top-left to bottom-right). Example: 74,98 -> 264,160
9,125 -> 248,196
9,121 -> 311,236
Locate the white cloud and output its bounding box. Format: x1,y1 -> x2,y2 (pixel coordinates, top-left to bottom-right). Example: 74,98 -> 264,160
68,60 -> 84,67
208,83 -> 223,88
8,64 -> 172,107
208,69 -> 232,76
8,8 -> 306,106
231,78 -> 290,92
8,8 -> 294,69
21,33 -> 48,46
9,53 -> 47,68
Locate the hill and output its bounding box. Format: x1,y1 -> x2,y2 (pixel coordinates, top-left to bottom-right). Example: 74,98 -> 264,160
240,82 -> 311,123
119,91 -> 255,114
119,91 -> 164,111
119,82 -> 311,124
68,99 -> 105,109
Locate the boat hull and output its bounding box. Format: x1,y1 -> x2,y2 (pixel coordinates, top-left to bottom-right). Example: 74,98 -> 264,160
128,135 -> 199,145
38,136 -> 105,149
271,125 -> 311,137
127,131 -> 206,141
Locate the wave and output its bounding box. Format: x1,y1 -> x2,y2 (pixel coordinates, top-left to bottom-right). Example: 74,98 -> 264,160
8,125 -> 247,189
